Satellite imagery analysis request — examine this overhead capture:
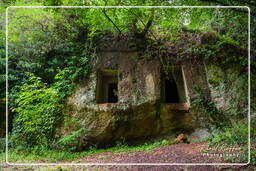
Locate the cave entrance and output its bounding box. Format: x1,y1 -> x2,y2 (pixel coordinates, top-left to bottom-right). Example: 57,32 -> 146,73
96,69 -> 118,103
161,66 -> 187,103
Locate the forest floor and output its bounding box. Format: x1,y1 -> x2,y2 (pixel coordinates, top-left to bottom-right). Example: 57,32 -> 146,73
0,142 -> 254,171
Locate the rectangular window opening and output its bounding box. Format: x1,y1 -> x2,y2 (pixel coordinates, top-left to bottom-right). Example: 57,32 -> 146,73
96,69 -> 118,104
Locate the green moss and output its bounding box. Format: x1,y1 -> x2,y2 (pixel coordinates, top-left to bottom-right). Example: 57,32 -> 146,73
101,69 -> 118,75
63,115 -> 82,131
208,77 -> 222,87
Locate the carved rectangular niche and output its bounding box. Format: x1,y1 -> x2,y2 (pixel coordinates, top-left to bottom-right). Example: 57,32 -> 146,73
96,69 -> 118,103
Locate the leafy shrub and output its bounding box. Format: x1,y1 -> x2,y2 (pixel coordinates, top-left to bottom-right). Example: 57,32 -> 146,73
251,148 -> 256,165
9,52 -> 92,149
208,121 -> 256,165
53,55 -> 91,99
56,128 -> 86,152
209,121 -> 248,147
11,73 -> 63,147
0,137 -> 5,152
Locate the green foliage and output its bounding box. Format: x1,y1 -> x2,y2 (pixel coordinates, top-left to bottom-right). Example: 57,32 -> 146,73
56,128 -> 86,152
52,56 -> 91,100
113,139 -> 168,152
208,77 -> 222,88
10,53 -> 91,147
250,117 -> 256,165
8,147 -> 85,162
251,148 -> 256,166
187,32 -> 247,66
207,120 -> 256,165
0,138 -> 5,152
0,58 -> 5,98
11,73 -> 63,147
209,121 -> 248,146
191,86 -> 231,129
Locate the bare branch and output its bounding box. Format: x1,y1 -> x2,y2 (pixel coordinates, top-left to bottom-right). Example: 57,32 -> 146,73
102,0 -> 122,34
17,16 -> 50,32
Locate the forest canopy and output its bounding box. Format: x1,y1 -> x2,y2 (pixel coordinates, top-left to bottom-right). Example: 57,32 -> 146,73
0,0 -> 253,97
1,1 -> 251,98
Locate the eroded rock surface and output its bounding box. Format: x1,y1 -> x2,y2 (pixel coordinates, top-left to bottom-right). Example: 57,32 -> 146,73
56,36 -> 248,148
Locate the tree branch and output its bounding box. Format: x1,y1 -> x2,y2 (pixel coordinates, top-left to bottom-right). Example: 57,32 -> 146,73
17,16 -> 49,32
128,9 -> 158,41
102,0 -> 122,34
140,12 -> 154,37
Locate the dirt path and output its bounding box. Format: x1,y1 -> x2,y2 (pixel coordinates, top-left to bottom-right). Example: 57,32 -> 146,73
75,142 -> 222,163
1,142 -> 253,170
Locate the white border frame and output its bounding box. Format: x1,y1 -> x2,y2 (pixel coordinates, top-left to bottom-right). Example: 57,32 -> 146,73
5,5 -> 251,166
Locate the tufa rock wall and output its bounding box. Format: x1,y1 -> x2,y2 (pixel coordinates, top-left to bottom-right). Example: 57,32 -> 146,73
56,51 -> 213,147
56,35 -> 248,148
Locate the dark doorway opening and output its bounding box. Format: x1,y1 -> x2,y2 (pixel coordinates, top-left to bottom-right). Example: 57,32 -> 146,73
96,69 -> 118,103
165,79 -> 179,103
108,83 -> 118,103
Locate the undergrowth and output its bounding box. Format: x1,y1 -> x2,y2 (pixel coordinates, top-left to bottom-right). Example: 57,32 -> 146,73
6,139 -> 169,162
208,121 -> 255,165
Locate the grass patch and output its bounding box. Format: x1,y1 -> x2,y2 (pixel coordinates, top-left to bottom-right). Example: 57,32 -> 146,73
0,152 -> 5,164
7,139 -> 169,162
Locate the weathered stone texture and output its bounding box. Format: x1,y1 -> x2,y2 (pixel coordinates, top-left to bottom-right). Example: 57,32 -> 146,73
57,50 -> 207,146
56,38 -> 248,147
206,63 -> 248,118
